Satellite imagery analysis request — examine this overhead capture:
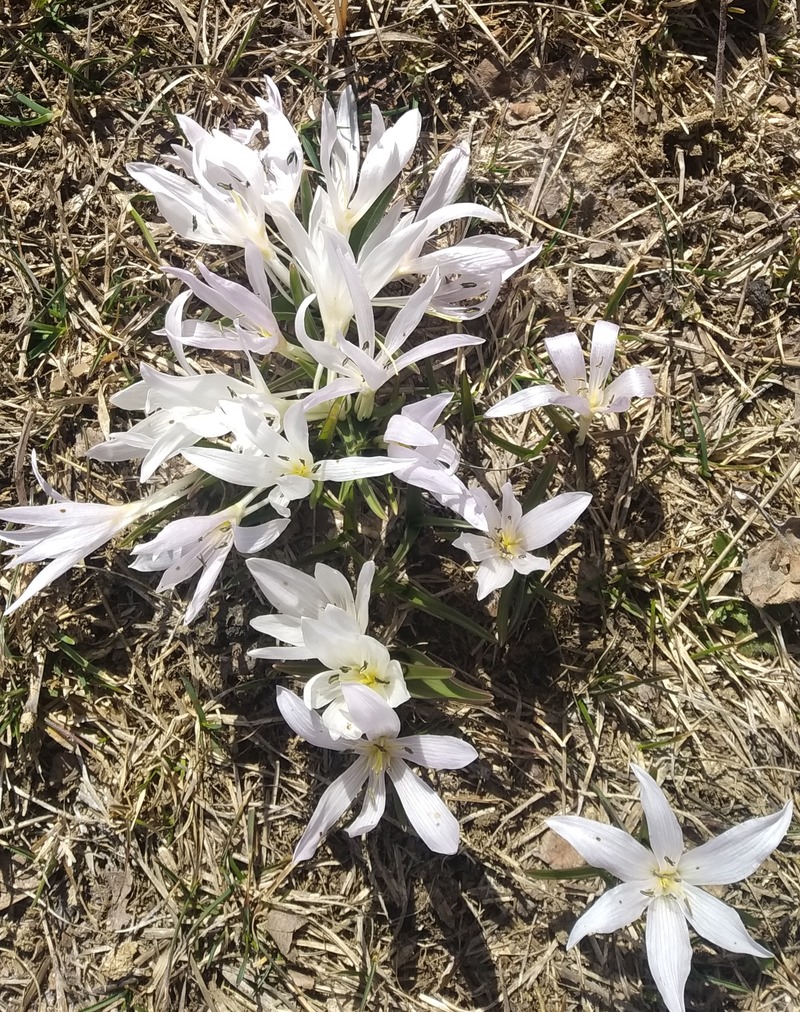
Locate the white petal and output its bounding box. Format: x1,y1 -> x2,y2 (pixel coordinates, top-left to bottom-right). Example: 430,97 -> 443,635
388,759 -> 460,854
182,548 -> 229,624
483,383 -> 563,418
233,517 -> 290,554
679,799 -> 793,886
474,557 -> 514,599
645,898 -> 692,1012
392,333 -> 483,372
340,683 -> 401,739
682,883 -> 772,958
499,482 -> 523,528
517,492 -> 592,550
312,563 -> 356,614
316,456 -> 398,481
385,415 -> 440,448
292,756 -> 370,863
275,685 -> 349,751
566,881 -> 651,949
545,815 -> 653,881
398,391 -> 453,430
396,735 -> 477,770
354,560 -> 374,632
346,770 -> 387,837
603,366 -> 656,411
588,320 -> 619,391
182,447 -> 274,487
246,558 -> 326,617
631,764 -> 684,868
451,532 -> 495,563
511,552 -> 550,575
544,332 -> 586,396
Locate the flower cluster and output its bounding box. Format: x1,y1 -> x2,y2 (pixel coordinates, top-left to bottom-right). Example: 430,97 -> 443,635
1,76 -> 784,1012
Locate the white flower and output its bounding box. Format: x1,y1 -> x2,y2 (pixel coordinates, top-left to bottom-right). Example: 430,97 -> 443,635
183,402 -> 398,515
384,392 -> 466,499
452,481 -> 591,599
485,320 -> 655,444
298,267 -> 483,419
276,683 -> 478,861
127,76 -> 301,284
130,499 -> 289,623
319,86 -> 421,238
0,458 -> 194,615
546,764 -> 793,1012
298,606 -> 410,737
87,347 -> 284,482
162,247 -> 283,357
247,558 -> 375,660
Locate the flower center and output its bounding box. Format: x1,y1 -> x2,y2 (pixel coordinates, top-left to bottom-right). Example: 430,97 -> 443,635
493,527 -> 522,559
340,660 -> 389,688
289,457 -> 313,478
365,737 -> 393,774
652,866 -> 684,899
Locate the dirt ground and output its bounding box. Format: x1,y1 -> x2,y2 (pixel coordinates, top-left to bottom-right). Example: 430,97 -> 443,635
1,1 -> 799,1010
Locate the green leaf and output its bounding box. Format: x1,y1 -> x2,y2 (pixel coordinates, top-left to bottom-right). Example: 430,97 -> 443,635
0,91 -> 54,128
384,579 -> 495,644
407,673 -> 492,703
523,865 -> 604,881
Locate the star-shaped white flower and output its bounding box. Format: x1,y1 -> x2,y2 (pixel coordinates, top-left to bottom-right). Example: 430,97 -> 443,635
486,320 -> 655,444
277,683 -> 477,861
452,481 -> 591,599
546,764 -> 793,1012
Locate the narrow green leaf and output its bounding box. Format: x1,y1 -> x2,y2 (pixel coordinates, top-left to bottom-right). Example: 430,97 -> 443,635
385,579 -> 495,644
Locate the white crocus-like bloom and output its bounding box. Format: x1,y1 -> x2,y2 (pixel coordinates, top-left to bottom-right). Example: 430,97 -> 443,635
127,77 -> 301,285
87,345 -> 285,482
0,459 -> 195,615
384,392 -> 466,500
130,499 -> 290,624
485,321 -> 655,444
247,558 -> 375,661
276,683 -> 478,861
183,402 -> 398,516
298,606 -> 410,737
298,266 -> 483,419
162,246 -> 284,357
547,765 -> 793,1012
452,481 -> 591,599
319,86 -> 421,238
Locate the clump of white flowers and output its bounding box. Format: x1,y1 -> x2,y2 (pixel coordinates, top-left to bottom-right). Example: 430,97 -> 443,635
4,75 -> 780,1012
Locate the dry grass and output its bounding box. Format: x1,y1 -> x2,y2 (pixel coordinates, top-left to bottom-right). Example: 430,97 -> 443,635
1,1 -> 800,1010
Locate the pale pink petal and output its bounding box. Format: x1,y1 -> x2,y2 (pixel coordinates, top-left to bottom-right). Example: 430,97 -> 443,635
544,332 -> 586,396
566,881 -> 651,949
293,756 -> 371,863
397,735 -> 477,770
645,898 -> 692,1012
388,759 -> 460,854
